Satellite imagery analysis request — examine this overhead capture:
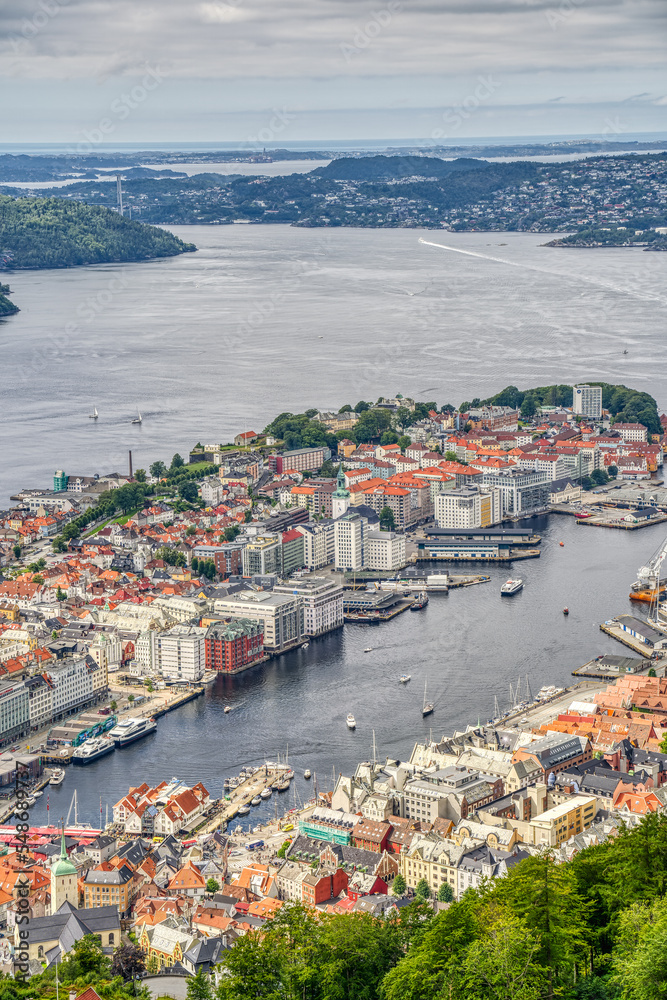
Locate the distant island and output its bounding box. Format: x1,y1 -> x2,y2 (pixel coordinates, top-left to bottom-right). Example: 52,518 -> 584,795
0,194 -> 197,270
19,152 -> 666,240
0,282 -> 19,316
545,226 -> 667,250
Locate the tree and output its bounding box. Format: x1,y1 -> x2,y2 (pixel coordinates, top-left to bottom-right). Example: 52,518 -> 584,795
393,874 -> 407,896
186,969 -> 214,1000
110,700 -> 118,712
461,910 -> 549,1000
648,667 -> 657,678
150,460 -> 167,479
56,587 -> 66,602
398,435 -> 411,450
186,524 -> 197,536
381,429 -> 399,446
276,839 -> 291,859
56,933 -> 112,982
338,404 -> 352,413
244,510 -> 252,523
520,394 -> 537,419
111,942 -> 146,981
128,694 -> 135,703
12,544 -> 20,560
438,883 -> 454,902
379,506 -> 396,531
178,480 -> 199,504
608,465 -> 618,478
171,453 -> 185,469
354,400 -> 370,412
224,525 -> 240,542
206,877 -> 220,895
660,733 -> 667,754
445,450 -> 457,462
415,878 -> 431,900
134,468 -> 147,483
591,469 -> 609,486
32,574 -> 44,585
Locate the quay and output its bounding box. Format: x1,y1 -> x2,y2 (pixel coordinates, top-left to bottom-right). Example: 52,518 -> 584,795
416,527 -> 542,563
344,600 -> 413,624
572,653 -> 648,679
200,764 -> 294,831
599,619 -> 660,659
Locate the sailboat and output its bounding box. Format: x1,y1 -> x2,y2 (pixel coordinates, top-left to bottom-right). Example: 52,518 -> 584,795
131,409 -> 142,425
88,407 -> 98,420
422,678 -> 434,717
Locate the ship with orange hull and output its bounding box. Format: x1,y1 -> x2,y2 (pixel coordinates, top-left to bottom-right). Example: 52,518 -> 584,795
629,586 -> 667,603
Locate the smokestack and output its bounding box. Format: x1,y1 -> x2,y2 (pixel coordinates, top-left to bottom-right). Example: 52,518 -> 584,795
129,451 -> 133,479
116,173 -> 123,216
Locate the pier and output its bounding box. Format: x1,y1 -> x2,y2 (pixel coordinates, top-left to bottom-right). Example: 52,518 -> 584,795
199,764 -> 295,832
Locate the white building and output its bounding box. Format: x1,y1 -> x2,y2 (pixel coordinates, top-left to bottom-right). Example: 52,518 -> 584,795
150,595 -> 208,623
0,680 -> 30,745
573,385 -> 602,420
153,625 -> 206,682
334,511 -> 365,572
614,423 -> 649,443
25,675 -> 54,731
481,468 -> 550,516
47,656 -> 97,721
516,455 -> 570,482
296,520 -> 335,570
213,591 -> 304,651
435,487 -> 502,529
273,577 -> 343,637
200,477 -> 225,506
365,531 -> 406,571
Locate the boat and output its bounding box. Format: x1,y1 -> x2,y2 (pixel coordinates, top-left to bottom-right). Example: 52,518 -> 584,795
422,679 -> 434,717
623,349 -> 628,354
33,790 -> 43,798
260,787 -> 272,799
563,607 -> 570,615
346,714 -> 356,730
228,777 -> 238,788
410,592 -> 429,610
223,778 -> 231,790
302,642 -> 310,649
304,769 -> 312,779
71,737 -> 115,765
50,769 -> 65,786
131,409 -> 142,424
501,579 -> 524,595
108,716 -> 157,747
88,407 -> 98,420
364,647 -> 373,652
224,706 -> 232,714
275,779 -> 290,791
26,797 -> 36,807
559,542 -> 564,547
399,674 -> 411,684
250,796 -> 262,806
237,804 -> 251,816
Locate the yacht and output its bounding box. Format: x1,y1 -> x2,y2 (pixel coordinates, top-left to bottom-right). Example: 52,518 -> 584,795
131,408 -> 142,424
260,787 -> 272,799
250,795 -> 262,806
346,714 -> 356,730
108,716 -> 157,747
410,592 -> 429,610
88,407 -> 98,420
275,779 -> 290,791
304,769 -> 312,779
399,674 -> 411,684
72,737 -> 115,765
501,579 -> 524,596
50,769 -> 65,786
364,647 -> 373,652
237,804 -> 251,816
422,679 -> 434,717
224,706 -> 232,714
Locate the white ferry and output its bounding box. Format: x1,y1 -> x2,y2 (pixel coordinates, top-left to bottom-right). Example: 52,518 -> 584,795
71,737 -> 115,765
346,714 -> 356,730
501,579 -> 524,596
108,716 -> 158,748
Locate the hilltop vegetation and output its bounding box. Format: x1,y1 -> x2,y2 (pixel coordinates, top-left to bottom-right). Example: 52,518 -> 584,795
0,195 -> 196,269
0,282 -> 18,316
212,813 -> 667,1000
485,382 -> 661,434
312,155 -> 487,181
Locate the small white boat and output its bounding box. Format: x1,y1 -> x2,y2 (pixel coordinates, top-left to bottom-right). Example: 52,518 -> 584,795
304,769 -> 312,779
50,769 -> 65,786
250,795 -> 262,806
399,674 -> 411,684
260,787 -> 272,799
89,407 -> 98,420
364,647 -> 373,652
346,714 -> 356,730
131,409 -> 142,425
26,797 -> 36,807
237,804 -> 251,816
33,790 -> 43,798
224,706 -> 231,714
302,642 -> 310,649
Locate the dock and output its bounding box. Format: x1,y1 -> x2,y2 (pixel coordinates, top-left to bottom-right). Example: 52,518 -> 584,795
199,765 -> 294,832
344,600 -> 413,624
599,621 -> 655,658
573,653 -> 648,679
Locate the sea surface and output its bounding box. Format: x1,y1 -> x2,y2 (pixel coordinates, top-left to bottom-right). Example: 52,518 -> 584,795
2,226 -> 666,503
23,514 -> 666,831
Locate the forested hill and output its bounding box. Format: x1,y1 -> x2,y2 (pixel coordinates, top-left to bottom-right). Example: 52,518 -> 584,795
0,195 -> 196,269
0,282 -> 19,316
312,155 -> 486,181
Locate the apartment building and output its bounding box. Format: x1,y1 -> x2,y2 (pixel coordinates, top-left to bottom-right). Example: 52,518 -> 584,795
334,511 -> 365,572
213,591 -> 304,651
205,619 -> 264,672
365,531 -> 406,571
296,520 -> 335,570
153,625 -> 206,683
613,423 -> 649,443
481,468 -> 550,516
271,447 -> 329,474
573,385 -> 602,420
528,795 -> 598,847
274,577 -> 343,637
434,486 -> 502,529
242,536 -> 280,577
0,680 -> 30,746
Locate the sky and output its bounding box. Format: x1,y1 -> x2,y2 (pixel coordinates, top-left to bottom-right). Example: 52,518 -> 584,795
2,0 -> 666,144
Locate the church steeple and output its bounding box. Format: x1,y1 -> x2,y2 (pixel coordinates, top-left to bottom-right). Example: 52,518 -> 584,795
333,462 -> 349,498
332,462 -> 350,519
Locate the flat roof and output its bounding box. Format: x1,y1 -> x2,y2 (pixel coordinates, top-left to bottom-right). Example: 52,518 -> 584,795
424,528 -> 536,538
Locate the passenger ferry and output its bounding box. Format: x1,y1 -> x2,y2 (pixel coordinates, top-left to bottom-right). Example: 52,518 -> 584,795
501,579 -> 524,595
71,737 -> 115,765
108,716 -> 157,748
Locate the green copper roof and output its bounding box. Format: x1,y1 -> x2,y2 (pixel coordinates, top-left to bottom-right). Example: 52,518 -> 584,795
53,829 -> 77,877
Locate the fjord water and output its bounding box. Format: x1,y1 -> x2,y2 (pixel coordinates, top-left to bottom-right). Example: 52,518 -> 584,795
2,226 -> 667,503
26,513 -> 666,829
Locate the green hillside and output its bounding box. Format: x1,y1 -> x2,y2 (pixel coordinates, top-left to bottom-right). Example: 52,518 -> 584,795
0,282 -> 18,316
0,194 -> 196,269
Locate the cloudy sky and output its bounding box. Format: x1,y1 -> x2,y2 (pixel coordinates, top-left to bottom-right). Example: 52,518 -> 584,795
2,0 -> 666,144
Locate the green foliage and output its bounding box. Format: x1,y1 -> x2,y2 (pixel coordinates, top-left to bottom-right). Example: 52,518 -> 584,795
150,460 -> 167,478
381,429 -> 399,446
171,453 -> 185,470
206,877 -> 220,894
12,544 -> 20,560
186,969 -> 214,1000
415,877 -> 431,900
591,469 -> 610,485
398,435 -> 411,450
276,839 -> 291,859
223,525 -> 240,542
134,468 -> 146,483
0,281 -> 19,316
263,411 -> 337,452
608,465 -> 618,478
379,506 -> 396,531
393,874 -> 407,896
437,882 -> 454,902
110,942 -> 146,981
0,193 -> 195,268
354,400 -> 370,412
445,450 -> 457,462
353,407 -> 393,443
156,546 -> 186,567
